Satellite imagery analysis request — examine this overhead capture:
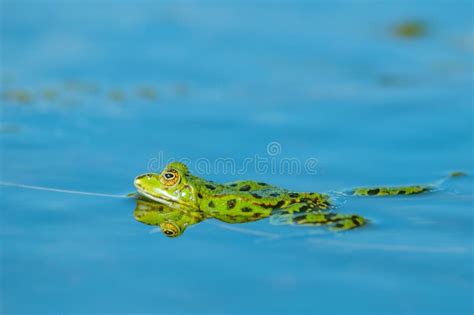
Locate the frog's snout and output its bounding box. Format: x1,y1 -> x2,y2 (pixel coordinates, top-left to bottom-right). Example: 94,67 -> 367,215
134,174 -> 152,188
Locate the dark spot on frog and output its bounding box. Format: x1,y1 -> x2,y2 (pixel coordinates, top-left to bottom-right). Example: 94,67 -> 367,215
259,203 -> 274,209
299,205 -> 309,211
367,189 -> 380,195
227,199 -> 236,209
261,200 -> 285,209
351,216 -> 362,226
269,192 -> 280,197
205,184 -> 216,190
251,193 -> 262,199
273,200 -> 285,208
398,190 -> 406,195
294,215 -> 306,223
208,201 -> 215,208
288,193 -> 299,198
320,201 -> 331,209
230,183 -> 237,187
241,207 -> 252,212
239,185 -> 251,191
257,182 -> 268,186
197,193 -> 203,199
325,213 -> 337,219
334,223 -> 344,228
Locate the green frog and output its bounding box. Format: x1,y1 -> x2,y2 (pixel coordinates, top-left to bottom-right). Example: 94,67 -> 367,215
133,161 -> 464,238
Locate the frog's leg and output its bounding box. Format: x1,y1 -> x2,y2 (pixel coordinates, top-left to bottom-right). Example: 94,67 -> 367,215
348,171 -> 467,197
270,203 -> 366,231
350,185 -> 431,196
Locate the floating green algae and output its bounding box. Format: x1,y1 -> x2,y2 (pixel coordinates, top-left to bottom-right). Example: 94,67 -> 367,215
137,86 -> 158,100
393,20 -> 427,38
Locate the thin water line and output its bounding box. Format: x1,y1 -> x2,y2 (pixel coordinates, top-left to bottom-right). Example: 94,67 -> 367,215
0,181 -> 129,199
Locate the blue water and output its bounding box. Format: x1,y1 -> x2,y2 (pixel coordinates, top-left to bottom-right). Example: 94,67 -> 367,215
1,2 -> 473,314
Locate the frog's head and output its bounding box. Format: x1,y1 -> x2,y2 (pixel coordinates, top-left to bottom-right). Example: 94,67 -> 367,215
134,198 -> 203,238
134,162 -> 199,211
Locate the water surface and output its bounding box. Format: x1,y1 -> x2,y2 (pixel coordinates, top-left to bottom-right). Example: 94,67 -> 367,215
1,2 -> 473,314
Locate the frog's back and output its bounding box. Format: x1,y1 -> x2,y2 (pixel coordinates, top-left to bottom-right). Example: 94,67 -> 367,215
223,180 -> 284,193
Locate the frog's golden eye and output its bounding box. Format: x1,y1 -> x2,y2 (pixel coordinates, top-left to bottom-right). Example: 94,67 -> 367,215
160,222 -> 180,237
160,168 -> 180,186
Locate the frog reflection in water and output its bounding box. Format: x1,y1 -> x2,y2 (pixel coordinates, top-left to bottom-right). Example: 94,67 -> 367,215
133,162 -> 464,238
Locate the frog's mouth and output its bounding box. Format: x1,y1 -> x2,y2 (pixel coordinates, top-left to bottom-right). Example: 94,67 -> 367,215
134,184 -> 192,210
135,186 -> 177,207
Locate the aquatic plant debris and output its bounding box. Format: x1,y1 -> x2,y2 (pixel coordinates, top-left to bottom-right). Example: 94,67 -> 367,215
393,20 -> 428,38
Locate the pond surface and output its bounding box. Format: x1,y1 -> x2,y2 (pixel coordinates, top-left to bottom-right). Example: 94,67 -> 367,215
1,2 -> 473,315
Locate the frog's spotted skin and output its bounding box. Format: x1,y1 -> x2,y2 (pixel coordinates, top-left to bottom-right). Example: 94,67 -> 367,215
350,185 -> 430,196
199,180 -> 332,223
133,161 -> 464,237
348,171 -> 467,196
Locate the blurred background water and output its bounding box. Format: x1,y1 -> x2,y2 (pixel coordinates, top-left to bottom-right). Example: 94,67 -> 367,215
0,1 -> 473,314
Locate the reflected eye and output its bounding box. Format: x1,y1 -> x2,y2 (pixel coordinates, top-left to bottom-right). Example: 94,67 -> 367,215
160,222 -> 180,237
163,230 -> 175,236
160,168 -> 180,186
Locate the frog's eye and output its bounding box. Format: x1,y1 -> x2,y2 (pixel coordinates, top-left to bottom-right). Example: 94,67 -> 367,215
160,222 -> 180,237
160,168 -> 180,187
